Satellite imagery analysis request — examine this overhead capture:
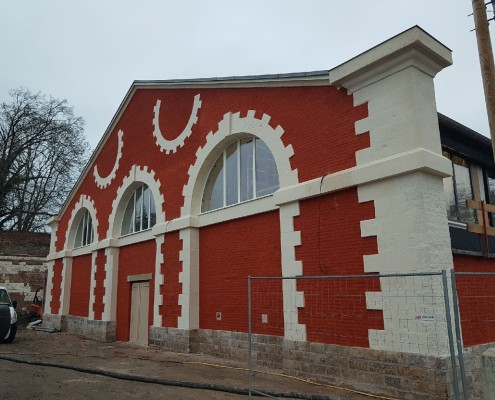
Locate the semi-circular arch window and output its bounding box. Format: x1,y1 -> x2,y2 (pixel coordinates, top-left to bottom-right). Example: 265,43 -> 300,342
75,209 -> 94,248
121,184 -> 156,235
202,137 -> 279,212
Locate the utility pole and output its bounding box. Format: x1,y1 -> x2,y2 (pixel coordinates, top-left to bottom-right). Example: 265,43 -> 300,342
472,0 -> 495,159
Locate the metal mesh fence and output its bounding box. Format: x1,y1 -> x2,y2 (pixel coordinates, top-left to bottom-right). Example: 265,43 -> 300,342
247,272 -> 461,399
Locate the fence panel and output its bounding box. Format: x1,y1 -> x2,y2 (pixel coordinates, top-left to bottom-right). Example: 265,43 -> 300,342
248,273 -> 461,400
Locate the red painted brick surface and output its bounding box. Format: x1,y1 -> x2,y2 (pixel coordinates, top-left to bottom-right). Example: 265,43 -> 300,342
160,232 -> 182,327
199,211 -> 283,335
55,86 -> 368,251
93,250 -> 106,320
69,254 -> 91,317
116,241 -> 155,341
50,258 -> 63,314
295,189 -> 382,347
51,84 -> 376,344
453,254 -> 495,346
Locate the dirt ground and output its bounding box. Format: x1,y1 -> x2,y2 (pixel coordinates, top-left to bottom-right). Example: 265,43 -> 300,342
0,329 -> 379,400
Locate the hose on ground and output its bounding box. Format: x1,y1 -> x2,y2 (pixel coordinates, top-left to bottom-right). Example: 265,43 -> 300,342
0,354 -> 335,400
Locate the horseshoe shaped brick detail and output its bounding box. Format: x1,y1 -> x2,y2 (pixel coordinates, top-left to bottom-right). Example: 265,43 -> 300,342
93,129 -> 124,189
152,94 -> 202,154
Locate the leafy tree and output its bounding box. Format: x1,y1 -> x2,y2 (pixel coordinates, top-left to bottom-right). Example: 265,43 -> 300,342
0,88 -> 90,231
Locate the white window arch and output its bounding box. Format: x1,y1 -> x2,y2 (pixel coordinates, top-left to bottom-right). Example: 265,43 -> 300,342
121,183 -> 157,235
74,209 -> 94,248
202,137 -> 279,212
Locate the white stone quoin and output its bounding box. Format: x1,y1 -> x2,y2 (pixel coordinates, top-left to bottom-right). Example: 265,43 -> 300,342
330,26 -> 455,355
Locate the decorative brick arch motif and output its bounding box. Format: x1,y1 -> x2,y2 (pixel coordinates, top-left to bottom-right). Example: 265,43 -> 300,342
64,194 -> 99,250
181,110 -> 299,217
152,94 -> 202,154
177,111 -> 305,339
93,129 -> 124,189
107,165 -> 165,238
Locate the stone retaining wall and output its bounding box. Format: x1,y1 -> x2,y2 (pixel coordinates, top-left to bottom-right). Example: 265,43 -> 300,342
195,330 -> 454,400
65,316 -> 115,342
149,326 -> 198,353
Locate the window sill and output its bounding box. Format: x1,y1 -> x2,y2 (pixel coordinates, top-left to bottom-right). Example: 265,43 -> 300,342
118,229 -> 154,247
198,195 -> 277,227
448,220 -> 467,230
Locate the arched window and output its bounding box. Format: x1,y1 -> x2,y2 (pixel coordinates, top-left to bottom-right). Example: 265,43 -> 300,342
202,137 -> 279,212
121,183 -> 157,235
74,209 -> 94,248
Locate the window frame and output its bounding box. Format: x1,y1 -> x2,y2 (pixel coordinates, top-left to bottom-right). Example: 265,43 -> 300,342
443,150 -> 476,224
201,136 -> 279,213
121,183 -> 156,236
74,209 -> 94,248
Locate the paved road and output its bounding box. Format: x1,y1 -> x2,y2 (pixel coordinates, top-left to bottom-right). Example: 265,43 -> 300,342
1,359 -> 247,400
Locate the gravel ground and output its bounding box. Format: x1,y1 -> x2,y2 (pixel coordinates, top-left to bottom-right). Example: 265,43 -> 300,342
0,329 -> 378,400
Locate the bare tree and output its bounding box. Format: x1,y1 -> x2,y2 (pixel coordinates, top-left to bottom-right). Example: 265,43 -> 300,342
0,88 -> 90,231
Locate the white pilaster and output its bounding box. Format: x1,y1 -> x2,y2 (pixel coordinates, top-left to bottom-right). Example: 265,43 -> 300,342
178,227 -> 200,329
101,246 -> 120,321
153,234 -> 165,327
88,251 -> 98,320
44,260 -> 55,314
279,202 -> 306,341
330,26 -> 454,355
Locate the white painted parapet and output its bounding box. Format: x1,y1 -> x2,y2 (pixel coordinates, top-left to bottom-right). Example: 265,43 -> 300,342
330,26 -> 455,355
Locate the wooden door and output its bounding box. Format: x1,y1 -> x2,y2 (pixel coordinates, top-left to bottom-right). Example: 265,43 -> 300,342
129,281 -> 149,345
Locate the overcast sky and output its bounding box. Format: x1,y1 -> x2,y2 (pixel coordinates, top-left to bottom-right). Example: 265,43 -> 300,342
0,1 -> 493,149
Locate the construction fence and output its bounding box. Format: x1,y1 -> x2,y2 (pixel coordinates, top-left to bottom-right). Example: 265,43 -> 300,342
247,271 -> 495,400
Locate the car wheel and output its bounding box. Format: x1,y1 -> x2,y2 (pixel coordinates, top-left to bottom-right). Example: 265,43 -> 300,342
3,322 -> 17,343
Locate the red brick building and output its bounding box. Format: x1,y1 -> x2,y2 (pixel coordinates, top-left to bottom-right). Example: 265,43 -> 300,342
44,27 -> 495,398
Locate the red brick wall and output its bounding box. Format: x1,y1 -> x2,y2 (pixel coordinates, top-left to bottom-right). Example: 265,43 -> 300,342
295,188 -> 382,347
453,254 -> 495,346
116,241 -> 156,341
50,258 -> 63,314
69,254 -> 91,317
199,211 -> 283,335
51,84 -> 375,344
55,86 -> 367,252
160,232 -> 182,327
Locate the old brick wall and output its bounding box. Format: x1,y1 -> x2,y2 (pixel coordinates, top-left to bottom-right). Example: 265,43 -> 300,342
0,232 -> 50,310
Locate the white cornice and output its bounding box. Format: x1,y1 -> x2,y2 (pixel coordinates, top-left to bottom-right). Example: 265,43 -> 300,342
273,148 -> 452,206
329,26 -> 452,93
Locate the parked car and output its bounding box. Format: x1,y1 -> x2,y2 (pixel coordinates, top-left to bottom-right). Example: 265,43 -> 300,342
0,286 -> 17,343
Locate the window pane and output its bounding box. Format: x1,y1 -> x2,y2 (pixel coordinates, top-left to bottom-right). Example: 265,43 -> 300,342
240,138 -> 254,202
142,185 -> 150,230
122,193 -> 135,235
85,214 -> 93,246
150,193 -> 156,227
487,172 -> 495,226
255,139 -> 279,197
82,213 -> 88,246
453,161 -> 475,223
202,154 -> 224,211
134,185 -> 143,232
444,176 -> 457,221
226,142 -> 238,206
75,216 -> 83,247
